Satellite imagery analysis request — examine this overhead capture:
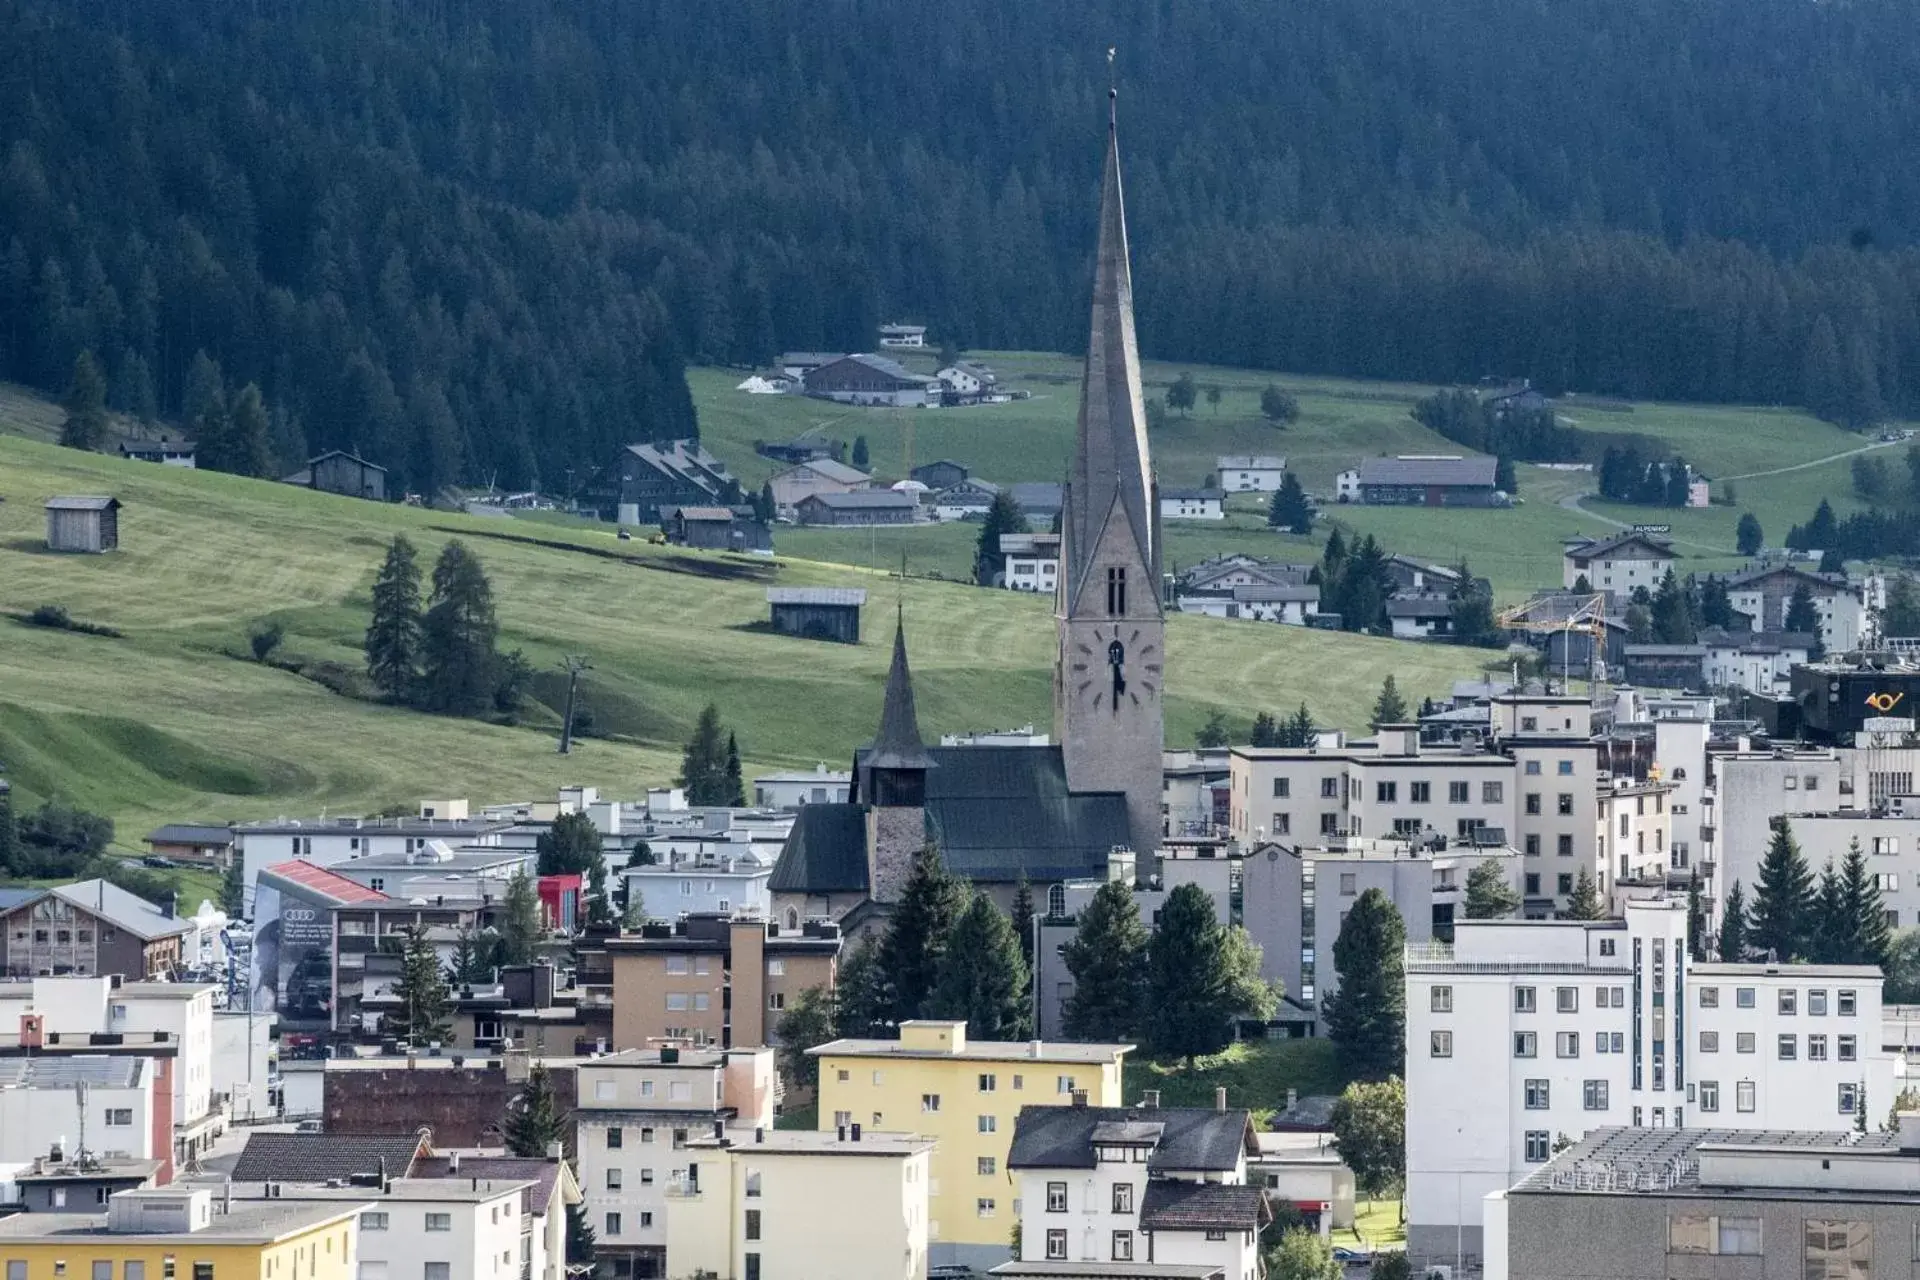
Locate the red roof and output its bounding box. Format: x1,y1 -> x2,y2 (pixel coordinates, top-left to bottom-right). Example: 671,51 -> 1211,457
259,860 -> 390,906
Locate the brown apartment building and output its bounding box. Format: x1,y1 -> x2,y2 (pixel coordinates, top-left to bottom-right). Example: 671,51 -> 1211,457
607,916 -> 839,1050
0,881 -> 189,979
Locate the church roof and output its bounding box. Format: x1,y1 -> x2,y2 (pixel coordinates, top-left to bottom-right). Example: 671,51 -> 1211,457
865,614 -> 935,772
768,803 -> 871,894
1064,94 -> 1158,609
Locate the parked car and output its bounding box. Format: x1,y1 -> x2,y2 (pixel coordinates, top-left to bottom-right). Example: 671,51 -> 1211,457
1333,1246 -> 1375,1265
141,856 -> 175,868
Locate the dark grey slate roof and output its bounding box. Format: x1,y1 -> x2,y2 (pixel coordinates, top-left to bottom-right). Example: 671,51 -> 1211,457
866,618 -> 935,772
1007,1105 -> 1254,1173
1565,531 -> 1674,561
44,496 -> 120,511
1009,482 -> 1064,512
231,1133 -> 428,1183
800,490 -> 917,510
769,804 -> 871,894
1357,456 -> 1496,488
922,746 -> 1127,882
49,880 -> 190,940
1140,1180 -> 1269,1232
1386,595 -> 1454,619
146,824 -> 235,846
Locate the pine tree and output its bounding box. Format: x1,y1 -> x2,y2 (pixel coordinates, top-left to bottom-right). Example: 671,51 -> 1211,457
1719,880 -> 1750,962
1010,877 -> 1037,975
221,383 -> 276,477
58,350 -> 108,450
1736,513 -> 1764,556
498,869 -> 544,964
566,1202 -> 599,1279
1786,582 -> 1822,647
1145,884 -> 1245,1062
852,434 -> 870,469
1686,870 -> 1709,961
1813,859 -> 1846,964
1564,868 -> 1607,921
877,844 -> 970,1023
1465,860 -> 1520,919
365,535 -> 424,703
220,856 -> 245,918
1494,454 -> 1517,494
1370,675 -> 1409,728
677,704 -> 731,804
1322,889 -> 1406,1081
1280,703 -> 1317,748
1267,472 -> 1312,534
1836,838 -> 1892,969
386,923 -> 452,1046
538,811 -> 603,876
503,1062 -> 566,1156
724,732 -> 745,806
1062,879 -> 1149,1042
1751,819 -> 1816,961
833,936 -> 892,1038
928,896 -> 1031,1040
974,489 -> 1030,584
419,541 -> 500,715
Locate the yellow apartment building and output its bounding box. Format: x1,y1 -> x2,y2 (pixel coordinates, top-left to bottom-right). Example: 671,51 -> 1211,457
0,1186 -> 364,1280
810,1020 -> 1131,1270
664,1127 -> 933,1280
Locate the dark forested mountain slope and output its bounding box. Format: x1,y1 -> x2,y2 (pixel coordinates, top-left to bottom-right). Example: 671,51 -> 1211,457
4,0 -> 1920,488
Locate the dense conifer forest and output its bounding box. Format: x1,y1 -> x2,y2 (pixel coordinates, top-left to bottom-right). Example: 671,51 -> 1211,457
5,0 -> 1920,489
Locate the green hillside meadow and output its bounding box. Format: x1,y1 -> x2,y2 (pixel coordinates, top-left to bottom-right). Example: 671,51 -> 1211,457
0,432 -> 1496,843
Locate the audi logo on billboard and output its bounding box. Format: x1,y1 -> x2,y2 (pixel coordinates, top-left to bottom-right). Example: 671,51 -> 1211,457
283,907 -> 318,924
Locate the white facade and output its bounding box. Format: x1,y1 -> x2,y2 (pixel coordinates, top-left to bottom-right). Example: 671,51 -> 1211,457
1003,554 -> 1059,594
1011,1156 -> 1258,1280
1335,469 -> 1360,502
235,814 -> 509,904
211,1010 -> 275,1122
621,857 -> 772,922
1159,492 -> 1225,521
751,768 -> 852,810
1216,456 -> 1286,492
1595,780 -> 1675,886
1405,900 -> 1895,1260
1768,811 -> 1920,931
0,1064 -> 156,1164
1710,745 -> 1920,906
1651,718 -> 1711,875
243,1180 -> 528,1280
1729,575 -> 1869,654
1561,538 -> 1674,594
1702,636 -> 1810,695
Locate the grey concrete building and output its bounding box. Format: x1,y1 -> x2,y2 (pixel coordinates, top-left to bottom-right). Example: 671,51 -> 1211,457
1488,1122 -> 1920,1280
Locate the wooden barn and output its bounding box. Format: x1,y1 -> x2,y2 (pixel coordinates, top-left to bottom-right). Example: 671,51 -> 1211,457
44,495 -> 121,553
767,587 -> 867,644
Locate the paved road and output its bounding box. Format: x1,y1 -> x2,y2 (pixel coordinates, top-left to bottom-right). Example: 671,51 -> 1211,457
1716,435 -> 1902,482
1556,491 -> 1733,555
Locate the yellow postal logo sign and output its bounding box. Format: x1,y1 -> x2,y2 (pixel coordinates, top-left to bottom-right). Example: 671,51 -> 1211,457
1866,692 -> 1906,713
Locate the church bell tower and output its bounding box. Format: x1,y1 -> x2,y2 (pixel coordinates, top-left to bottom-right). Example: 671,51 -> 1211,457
1054,91 -> 1165,857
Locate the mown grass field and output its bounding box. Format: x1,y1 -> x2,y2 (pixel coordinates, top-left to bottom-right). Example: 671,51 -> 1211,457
0,434 -> 1495,841
693,355 -> 1912,598
1122,1038 -> 1346,1127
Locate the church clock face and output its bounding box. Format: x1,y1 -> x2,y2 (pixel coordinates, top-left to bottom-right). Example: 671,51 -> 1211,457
1071,625 -> 1158,712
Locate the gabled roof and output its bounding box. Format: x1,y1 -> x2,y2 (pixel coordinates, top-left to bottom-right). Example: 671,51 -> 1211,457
921,746 -> 1129,882
1007,1105 -> 1255,1172
1216,455 -> 1284,470
1009,481 -> 1065,511
792,458 -> 871,484
0,889 -> 44,913
1232,584 -> 1319,604
411,1156 -> 572,1212
1386,595 -> 1454,619
769,804 -> 871,894
767,587 -> 868,607
1356,455 -> 1496,488
799,490 -> 917,510
231,1133 -> 428,1183
667,506 -> 735,522
1162,488 -> 1224,502
911,459 -> 970,479
1725,564 -> 1849,592
46,880 -> 190,940
43,495 -> 120,511
1698,627 -> 1817,653
257,860 -> 392,907
1564,531 -> 1673,561
1140,1181 -> 1270,1232
145,824 -> 234,846
307,449 -> 388,473
118,438 -> 194,456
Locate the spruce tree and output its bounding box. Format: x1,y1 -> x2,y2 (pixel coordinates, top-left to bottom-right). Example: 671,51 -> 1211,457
1010,877 -> 1036,975
1249,712 -> 1279,748
1371,675 -> 1409,728
223,383 -> 276,477
928,896 -> 1031,1040
1062,879 -> 1149,1042
833,936 -> 892,1037
566,1202 -> 599,1279
1719,881 -> 1750,962
1267,472 -> 1312,533
58,350 -> 109,450
503,1063 -> 566,1156
220,856 -> 245,918
386,923 -> 452,1046
1564,868 -> 1607,921
678,704 -> 731,805
1813,859 -> 1846,964
1322,889 -> 1405,1081
877,844 -> 970,1023
852,434 -> 870,469
498,869 -> 544,964
1280,703 -> 1317,748
1145,884 -> 1237,1062
1736,513 -> 1764,557
1686,870 -> 1709,961
365,535 -> 424,703
1751,819 -> 1815,961
537,811 -> 603,876
1464,860 -> 1520,919
1837,838 -> 1892,969
974,489 -> 1030,584
724,732 -> 745,806
419,541 -> 500,715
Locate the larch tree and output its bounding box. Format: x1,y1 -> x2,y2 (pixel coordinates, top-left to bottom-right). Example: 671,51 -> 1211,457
364,535 -> 424,703
1062,879 -> 1149,1042
1322,889 -> 1406,1081
419,540 -> 500,716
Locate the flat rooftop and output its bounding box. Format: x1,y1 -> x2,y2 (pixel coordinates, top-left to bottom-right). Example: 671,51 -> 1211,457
0,1200 -> 364,1243
810,1037 -> 1131,1064
686,1129 -> 931,1156
228,1177 -> 532,1203
1513,1125 -> 1909,1199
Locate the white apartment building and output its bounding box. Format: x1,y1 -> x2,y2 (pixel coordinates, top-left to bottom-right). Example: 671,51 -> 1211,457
1595,778 -> 1676,886
751,767 -> 852,810
1405,899 -> 1894,1261
1650,718 -> 1711,874
1003,1101 -> 1266,1280
1216,455 -> 1286,492
1710,744 -> 1920,904
1726,565 -> 1871,655
573,1047 -> 775,1280
1701,629 -> 1813,695
1229,712 -> 1601,914
0,977 -> 218,1160
0,1056 -> 158,1164
212,1009 -> 275,1122
999,533 -> 1061,594
1766,809 -> 1920,930
665,1127 -> 933,1280
1561,533 -> 1674,596
235,809 -> 513,906
235,1179 -> 529,1280
620,854 -> 773,922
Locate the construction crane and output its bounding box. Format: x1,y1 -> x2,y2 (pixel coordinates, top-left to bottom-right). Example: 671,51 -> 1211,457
1497,592 -> 1611,692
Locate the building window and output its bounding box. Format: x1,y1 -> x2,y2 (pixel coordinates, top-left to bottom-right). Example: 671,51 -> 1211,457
1046,1182 -> 1068,1213
1840,1034 -> 1858,1061
1431,1031 -> 1453,1058
977,1115 -> 996,1133
1483,781 -> 1503,803
1839,1082 -> 1861,1115
425,1213 -> 452,1232
1736,1081 -> 1756,1112
1514,1031 -> 1537,1058
767,992 -> 784,1011
1047,885 -> 1067,917
1410,782 -> 1432,803
1430,986 -> 1452,1013
360,1212 -> 389,1232
603,1211 -> 622,1236
1339,872 -> 1357,896
667,955 -> 689,974
1320,813 -> 1339,835
1046,1230 -> 1068,1260
978,1157 -> 997,1176
1106,567 -> 1127,615
1718,1218 -> 1762,1255
1556,987 -> 1578,1013
1698,986 -> 1719,1008
1515,986 -> 1536,1013
1112,1231 -> 1134,1262
1557,794 -> 1574,816
1525,793 -> 1541,816
1273,778 -> 1291,799
1524,1131 -> 1549,1162
1737,1032 -> 1755,1054
1557,873 -> 1573,895
1809,1034 -> 1828,1061
606,1170 -> 622,1190
1376,781 -> 1397,803
104,1109 -> 131,1126
1583,1080 -> 1609,1110
1598,937 -> 1614,955
1699,1031 -> 1718,1053
424,1268 -> 450,1280
921,1094 -> 941,1112
1698,1081 -> 1718,1112
977,1199 -> 995,1219
1524,835 -> 1540,857
745,1209 -> 761,1240
1524,1079 -> 1549,1109
1557,1032 -> 1580,1058
607,1128 -> 623,1149
1779,1034 -> 1797,1060
1448,782 -> 1469,804
1737,987 -> 1756,1008
979,1073 -> 997,1092
1809,989 -> 1829,1016
744,1255 -> 760,1280
1321,777 -> 1340,799
1272,813 -> 1291,835
1056,1076 -> 1076,1094
1804,1221 -> 1868,1276
1112,1183 -> 1133,1214
1526,873 -> 1541,895
1779,989 -> 1798,1015
1839,989 -> 1857,1016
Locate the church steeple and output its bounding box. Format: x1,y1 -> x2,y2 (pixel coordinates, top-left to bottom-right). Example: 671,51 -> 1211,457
1063,89 -> 1158,609
860,608 -> 934,806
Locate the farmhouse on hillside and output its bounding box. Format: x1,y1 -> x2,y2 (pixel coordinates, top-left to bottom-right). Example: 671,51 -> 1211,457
1216,455 -> 1286,491
1560,531 -> 1675,596
43,495 -> 121,553
793,490 -> 918,526
767,587 -> 867,644
1335,454 -> 1501,507
802,354 -> 935,407
661,505 -> 771,553
909,460 -> 971,490
579,439 -> 735,525
768,457 -> 872,510
286,450 -> 387,501
756,434 -> 841,465
777,352 -> 844,381
877,322 -> 926,348
117,437 -> 197,467
1160,487 -> 1225,520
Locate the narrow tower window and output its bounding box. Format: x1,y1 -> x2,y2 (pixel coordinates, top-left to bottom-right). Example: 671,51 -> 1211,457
1106,566 -> 1127,615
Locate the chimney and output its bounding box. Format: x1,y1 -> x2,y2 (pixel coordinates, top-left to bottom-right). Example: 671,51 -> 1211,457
837,1124 -> 848,1141
850,1123 -> 862,1142
1071,1091 -> 1088,1108
712,1120 -> 725,1140
546,1141 -> 563,1163
1141,1090 -> 1160,1109
1898,1111 -> 1920,1153
1286,1088 -> 1298,1112
449,1153 -> 461,1175
1215,1086 -> 1228,1112
755,1128 -> 765,1144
